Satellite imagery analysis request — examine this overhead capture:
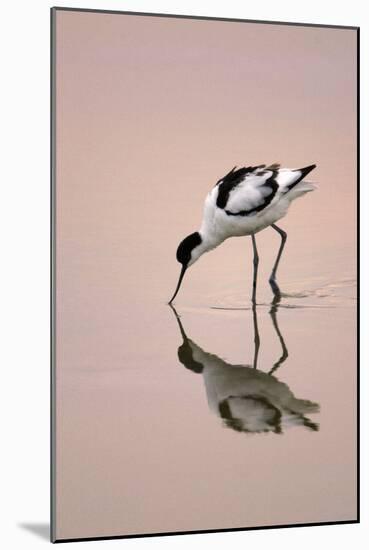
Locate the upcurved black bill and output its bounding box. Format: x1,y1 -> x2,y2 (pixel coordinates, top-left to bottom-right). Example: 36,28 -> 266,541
168,265 -> 187,304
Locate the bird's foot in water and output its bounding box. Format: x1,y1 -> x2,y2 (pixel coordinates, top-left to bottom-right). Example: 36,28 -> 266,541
269,276 -> 282,302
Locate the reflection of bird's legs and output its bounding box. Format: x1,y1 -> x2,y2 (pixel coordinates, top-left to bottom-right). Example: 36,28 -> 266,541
252,302 -> 260,369
268,299 -> 289,375
251,234 -> 259,304
269,223 -> 287,299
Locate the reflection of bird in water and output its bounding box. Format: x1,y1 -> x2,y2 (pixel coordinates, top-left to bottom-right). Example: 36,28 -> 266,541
170,303 -> 319,435
169,163 -> 316,304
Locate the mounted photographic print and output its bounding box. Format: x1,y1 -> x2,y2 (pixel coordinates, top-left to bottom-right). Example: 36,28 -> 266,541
51,7 -> 359,543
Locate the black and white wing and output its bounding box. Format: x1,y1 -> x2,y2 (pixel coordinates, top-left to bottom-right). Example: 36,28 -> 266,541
216,164 -> 316,217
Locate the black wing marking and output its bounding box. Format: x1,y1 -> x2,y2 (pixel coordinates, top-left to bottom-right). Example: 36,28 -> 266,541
225,171 -> 279,217
283,164 -> 316,193
215,165 -> 266,209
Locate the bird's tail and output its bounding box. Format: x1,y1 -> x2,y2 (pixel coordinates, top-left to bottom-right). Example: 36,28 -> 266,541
287,180 -> 317,198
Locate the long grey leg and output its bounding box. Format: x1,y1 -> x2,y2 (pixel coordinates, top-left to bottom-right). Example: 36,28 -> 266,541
269,223 -> 287,297
252,302 -> 260,369
251,234 -> 259,304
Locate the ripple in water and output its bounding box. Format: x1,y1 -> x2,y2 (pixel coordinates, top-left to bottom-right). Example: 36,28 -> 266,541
207,277 -> 356,311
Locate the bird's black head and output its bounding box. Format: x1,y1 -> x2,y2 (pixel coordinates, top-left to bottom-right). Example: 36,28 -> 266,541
168,231 -> 202,304
176,231 -> 202,266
